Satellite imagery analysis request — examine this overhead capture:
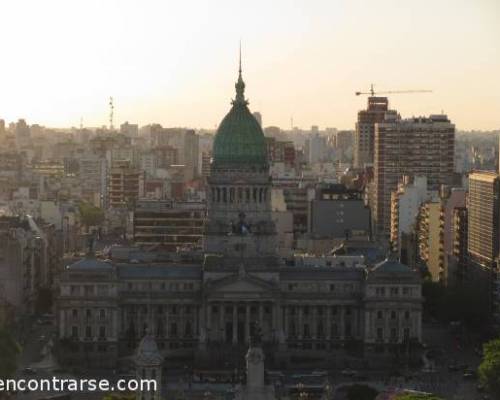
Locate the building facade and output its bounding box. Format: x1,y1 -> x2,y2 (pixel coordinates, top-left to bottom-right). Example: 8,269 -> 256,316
56,65 -> 422,369
354,97 -> 397,169
373,115 -> 455,238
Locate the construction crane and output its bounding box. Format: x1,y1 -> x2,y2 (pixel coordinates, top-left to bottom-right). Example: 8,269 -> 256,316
355,83 -> 432,96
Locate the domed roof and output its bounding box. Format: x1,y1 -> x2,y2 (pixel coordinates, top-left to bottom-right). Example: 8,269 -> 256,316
135,334 -> 163,365
212,63 -> 267,167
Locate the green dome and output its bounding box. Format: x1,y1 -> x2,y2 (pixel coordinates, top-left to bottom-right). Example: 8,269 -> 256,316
212,68 -> 267,167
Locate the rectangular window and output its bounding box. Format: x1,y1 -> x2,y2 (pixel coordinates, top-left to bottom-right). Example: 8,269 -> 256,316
84,285 -> 94,295
71,326 -> 78,338
99,326 -> 106,338
85,326 -> 92,338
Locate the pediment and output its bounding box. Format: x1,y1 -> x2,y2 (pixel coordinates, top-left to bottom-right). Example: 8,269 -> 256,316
207,274 -> 275,294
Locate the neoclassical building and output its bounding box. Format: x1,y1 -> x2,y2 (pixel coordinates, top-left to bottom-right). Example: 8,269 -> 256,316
57,65 -> 423,369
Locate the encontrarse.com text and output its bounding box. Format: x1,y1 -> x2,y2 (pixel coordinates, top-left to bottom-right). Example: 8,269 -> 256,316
0,378 -> 157,393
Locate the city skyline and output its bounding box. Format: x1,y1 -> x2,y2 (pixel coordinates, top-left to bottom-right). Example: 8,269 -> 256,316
0,0 -> 498,131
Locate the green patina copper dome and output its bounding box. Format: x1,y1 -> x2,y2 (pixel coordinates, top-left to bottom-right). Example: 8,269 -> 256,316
213,65 -> 267,167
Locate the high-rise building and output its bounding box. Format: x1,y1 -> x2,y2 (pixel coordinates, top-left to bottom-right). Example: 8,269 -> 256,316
467,171 -> 500,267
373,114 -> 455,238
354,97 -> 397,168
417,200 -> 442,281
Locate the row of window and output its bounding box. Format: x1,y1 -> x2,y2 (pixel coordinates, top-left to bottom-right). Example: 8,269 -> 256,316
70,285 -> 109,296
126,305 -> 193,315
374,286 -> 414,296
376,310 -> 411,320
287,305 -> 353,316
288,322 -> 352,338
376,327 -> 411,340
211,186 -> 268,204
287,283 -> 356,292
126,282 -> 195,291
71,309 -> 107,319
71,325 -> 107,338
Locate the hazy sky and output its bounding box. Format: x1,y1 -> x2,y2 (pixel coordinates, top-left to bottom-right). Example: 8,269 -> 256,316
0,0 -> 499,131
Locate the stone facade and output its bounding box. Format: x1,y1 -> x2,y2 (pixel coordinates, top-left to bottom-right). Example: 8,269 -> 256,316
56,65 -> 422,369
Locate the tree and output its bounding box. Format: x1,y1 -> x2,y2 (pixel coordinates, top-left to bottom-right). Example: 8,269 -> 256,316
421,280 -> 445,319
0,328 -> 21,378
438,283 -> 490,328
395,394 -> 444,400
478,338 -> 500,397
102,395 -> 135,400
346,384 -> 378,400
78,202 -> 105,230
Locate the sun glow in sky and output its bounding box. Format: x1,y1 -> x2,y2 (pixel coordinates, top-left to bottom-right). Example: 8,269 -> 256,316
0,0 -> 499,130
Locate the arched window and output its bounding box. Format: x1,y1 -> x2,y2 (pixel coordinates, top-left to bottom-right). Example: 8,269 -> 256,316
237,187 -> 243,202
229,188 -> 235,203
222,187 -> 227,203
259,188 -> 263,202
216,188 -> 220,202
253,188 -> 258,202
185,321 -> 192,337
245,188 -> 250,202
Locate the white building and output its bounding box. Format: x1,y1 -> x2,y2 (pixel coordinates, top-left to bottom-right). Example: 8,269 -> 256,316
390,176 -> 437,252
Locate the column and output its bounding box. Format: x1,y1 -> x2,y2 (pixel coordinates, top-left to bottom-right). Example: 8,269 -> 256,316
298,306 -> 303,339
206,303 -> 212,342
398,310 -> 403,343
59,309 -> 65,338
283,305 -> 289,340
112,309 -> 118,340
340,306 -> 345,340
232,304 -> 238,344
245,304 -> 250,343
219,302 -> 225,341
259,303 -> 264,331
364,310 -> 370,342
197,305 -> 204,344
416,310 -> 422,342
312,306 -> 317,339
326,306 -> 331,340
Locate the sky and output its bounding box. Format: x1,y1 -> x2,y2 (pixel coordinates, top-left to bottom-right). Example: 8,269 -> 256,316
0,0 -> 499,131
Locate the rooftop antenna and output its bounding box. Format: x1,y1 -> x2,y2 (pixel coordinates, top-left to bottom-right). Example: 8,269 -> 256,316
239,39 -> 242,75
80,116 -> 83,130
109,97 -> 114,131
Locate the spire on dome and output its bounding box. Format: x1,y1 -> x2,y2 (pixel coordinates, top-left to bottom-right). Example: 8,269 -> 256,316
233,41 -> 248,105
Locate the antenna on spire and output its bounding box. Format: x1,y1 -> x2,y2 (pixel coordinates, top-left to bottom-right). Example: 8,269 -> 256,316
239,40 -> 242,75
109,97 -> 114,131
79,117 -> 83,130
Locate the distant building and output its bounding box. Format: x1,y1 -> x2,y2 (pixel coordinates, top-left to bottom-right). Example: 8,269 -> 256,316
133,199 -> 205,250
309,184 -> 370,239
108,161 -> 145,208
354,97 -> 397,168
252,111 -> 262,127
373,114 -> 455,238
15,119 -> 31,149
120,121 -> 139,138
